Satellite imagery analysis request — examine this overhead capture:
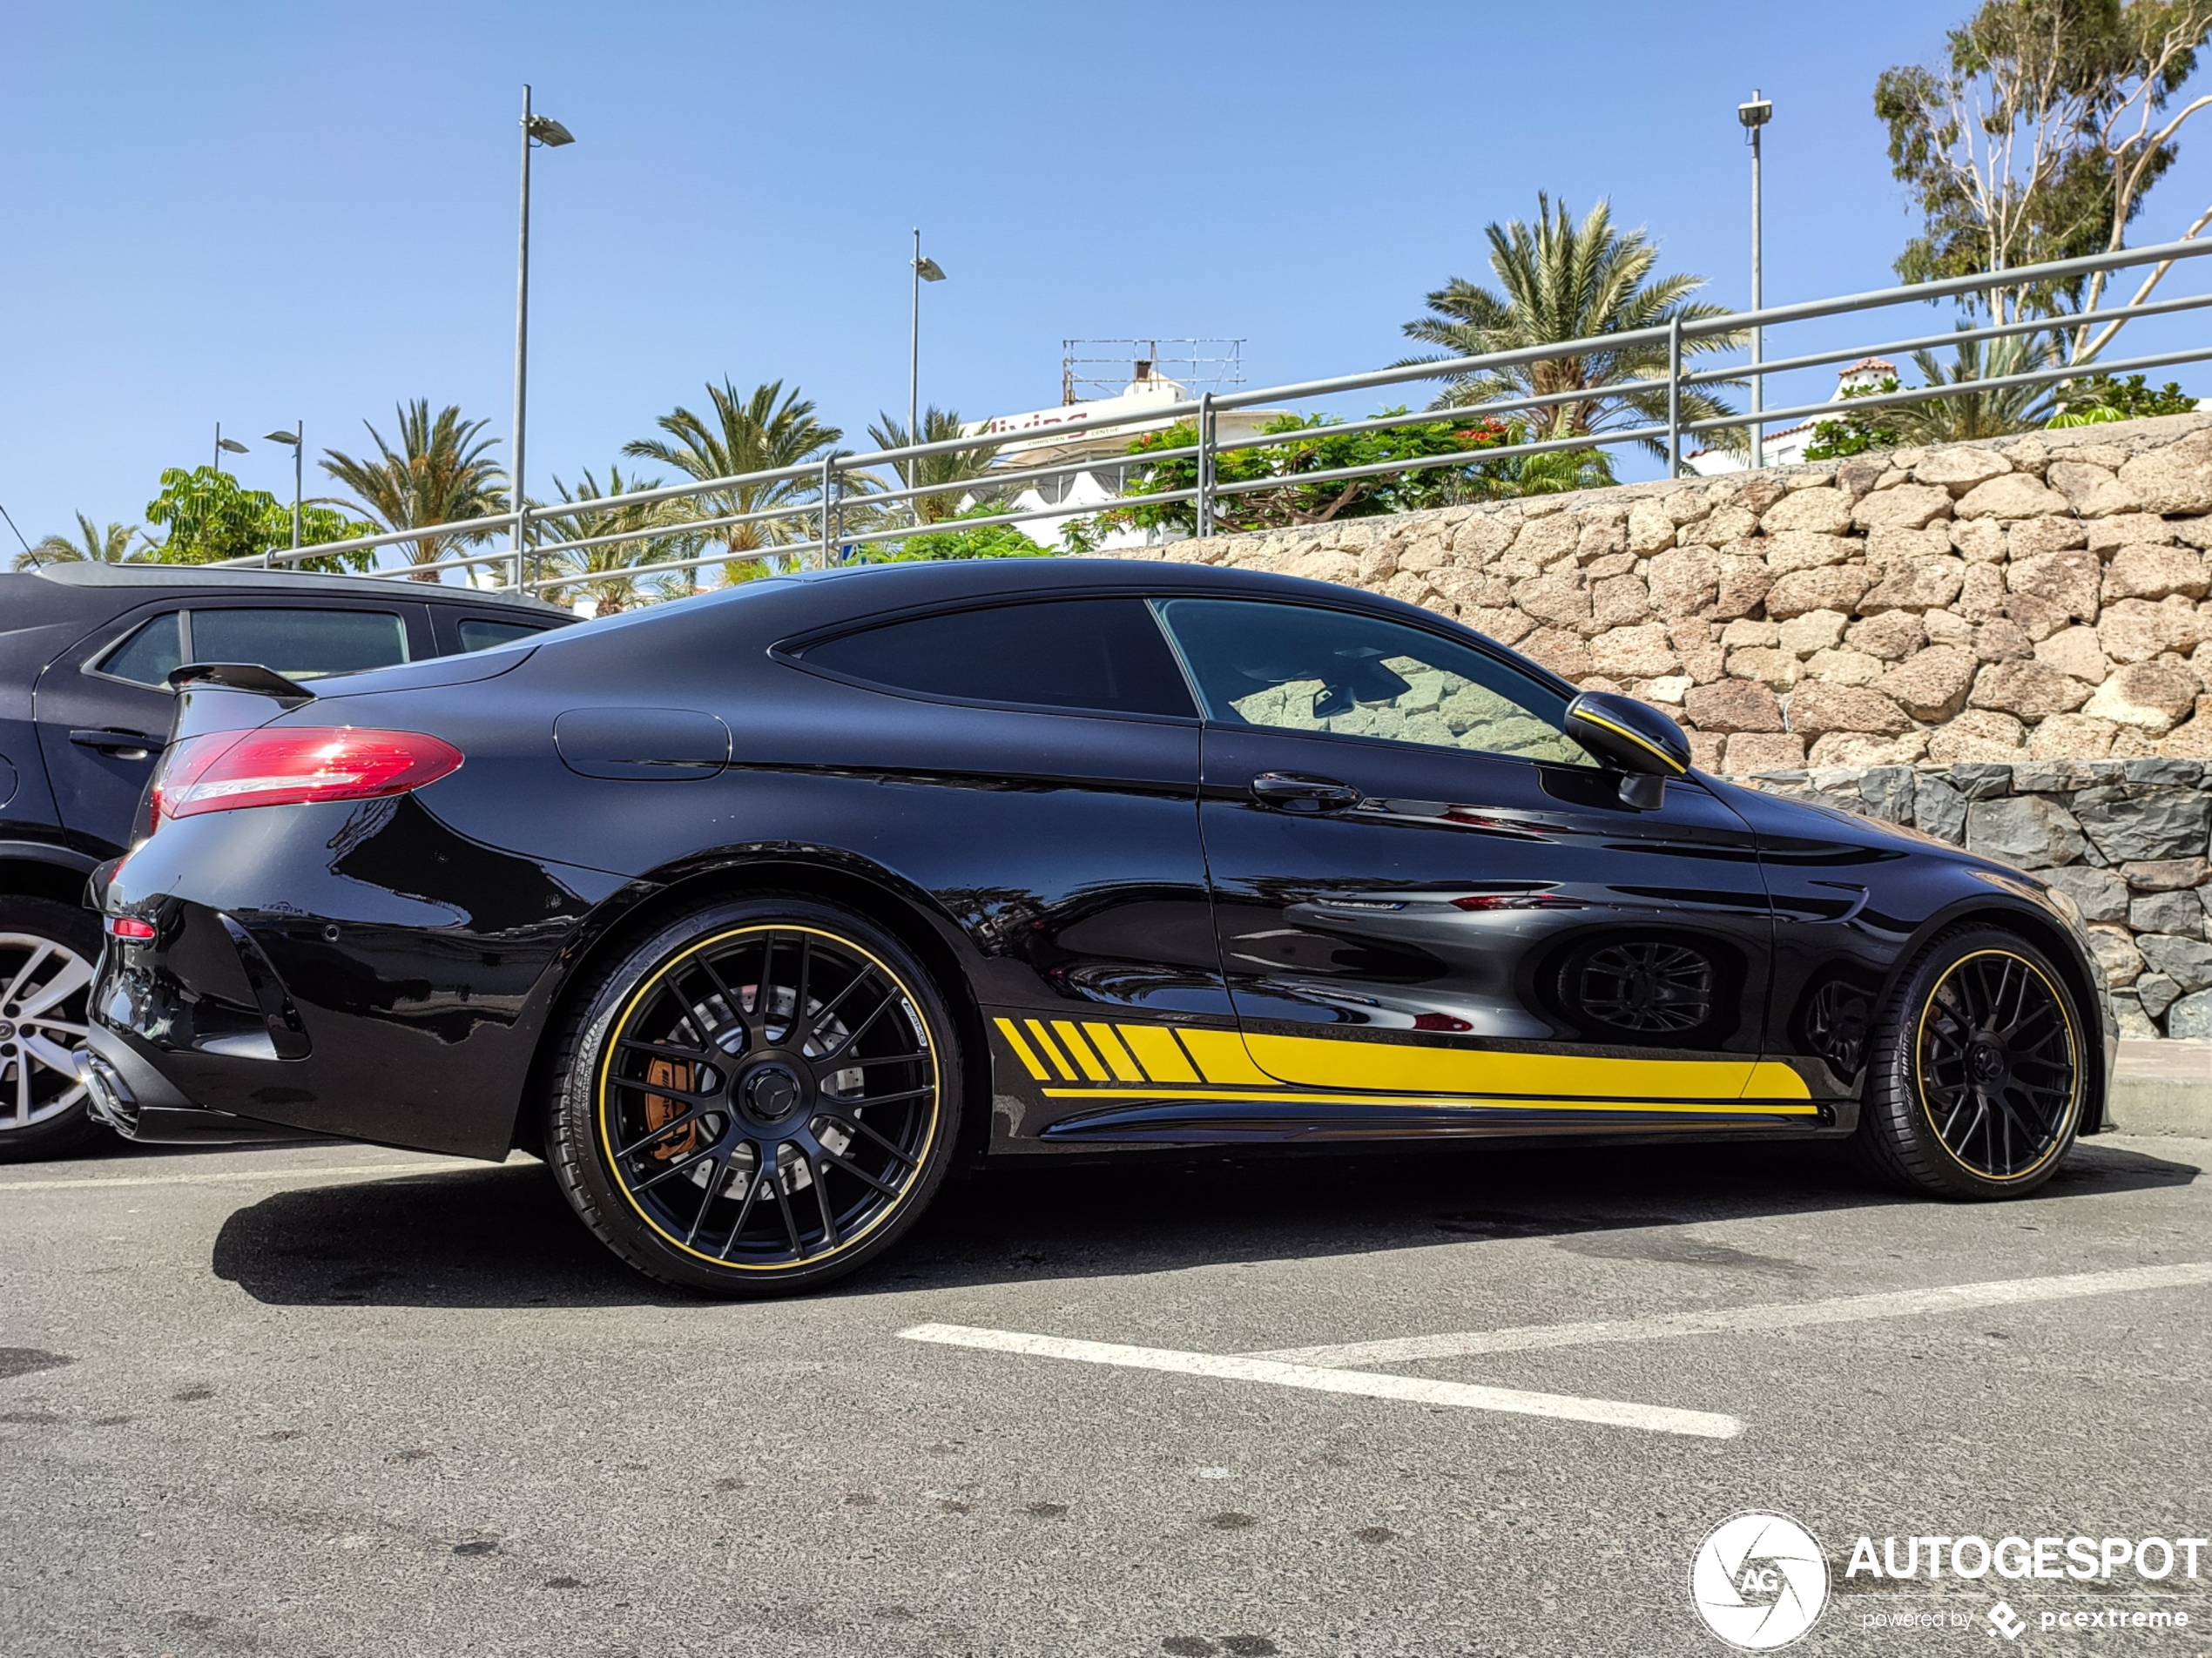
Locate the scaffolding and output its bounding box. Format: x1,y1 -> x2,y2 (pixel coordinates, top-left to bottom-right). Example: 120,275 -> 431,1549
1060,338 -> 1245,405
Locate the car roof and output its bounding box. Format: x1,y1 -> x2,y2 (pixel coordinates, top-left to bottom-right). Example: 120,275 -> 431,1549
27,561 -> 570,615
523,554 -> 1578,695
761,552 -> 1429,625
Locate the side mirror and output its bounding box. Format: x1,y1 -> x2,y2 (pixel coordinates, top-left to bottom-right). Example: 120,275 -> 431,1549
1564,691 -> 1692,796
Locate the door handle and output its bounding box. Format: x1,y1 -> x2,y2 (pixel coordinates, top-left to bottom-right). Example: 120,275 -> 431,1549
70,729 -> 166,758
1250,772 -> 1361,812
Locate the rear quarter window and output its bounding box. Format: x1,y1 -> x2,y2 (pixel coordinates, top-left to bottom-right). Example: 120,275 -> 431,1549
456,617 -> 547,653
188,608 -> 408,680
799,597 -> 1196,718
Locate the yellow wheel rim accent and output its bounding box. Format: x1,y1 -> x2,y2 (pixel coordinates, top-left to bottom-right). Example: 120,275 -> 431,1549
595,924 -> 941,1270
1912,948 -> 2080,1183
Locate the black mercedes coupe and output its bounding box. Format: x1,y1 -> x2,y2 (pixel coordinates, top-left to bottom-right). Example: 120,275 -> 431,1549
82,558 -> 2116,1293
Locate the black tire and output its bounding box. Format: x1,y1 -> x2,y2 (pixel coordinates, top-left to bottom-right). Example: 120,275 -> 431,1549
545,895 -> 963,1296
0,895 -> 107,1163
1853,926 -> 2087,1200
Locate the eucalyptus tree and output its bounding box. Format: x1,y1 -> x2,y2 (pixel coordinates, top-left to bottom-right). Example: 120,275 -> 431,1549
624,380 -> 840,583
1399,194 -> 1743,462
1875,0 -> 2212,354
320,401 -> 509,581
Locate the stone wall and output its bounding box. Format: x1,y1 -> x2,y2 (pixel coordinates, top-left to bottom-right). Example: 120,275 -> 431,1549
1108,412 -> 2212,772
1103,413 -> 2212,1037
1744,760 -> 2212,1040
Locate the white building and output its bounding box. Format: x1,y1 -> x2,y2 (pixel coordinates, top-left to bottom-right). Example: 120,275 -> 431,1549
1685,357 -> 1897,475
968,355 -> 1285,551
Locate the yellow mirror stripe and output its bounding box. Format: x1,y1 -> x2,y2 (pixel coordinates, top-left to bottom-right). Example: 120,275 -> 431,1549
1574,709 -> 1688,773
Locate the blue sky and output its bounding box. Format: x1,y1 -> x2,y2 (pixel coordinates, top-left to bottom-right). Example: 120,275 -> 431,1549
8,1 -> 2212,551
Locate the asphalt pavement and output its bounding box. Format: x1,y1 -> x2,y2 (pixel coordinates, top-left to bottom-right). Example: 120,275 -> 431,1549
2,1123 -> 2208,1657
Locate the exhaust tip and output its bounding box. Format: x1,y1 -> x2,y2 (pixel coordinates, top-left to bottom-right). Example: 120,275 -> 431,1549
77,1051 -> 140,1135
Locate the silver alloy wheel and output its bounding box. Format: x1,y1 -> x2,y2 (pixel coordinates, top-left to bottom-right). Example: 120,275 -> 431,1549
0,932 -> 95,1130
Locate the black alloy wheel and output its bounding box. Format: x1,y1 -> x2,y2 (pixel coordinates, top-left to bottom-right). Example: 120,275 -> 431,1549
0,896 -> 105,1163
1855,927 -> 2085,1198
548,896 -> 961,1294
1575,940 -> 1716,1035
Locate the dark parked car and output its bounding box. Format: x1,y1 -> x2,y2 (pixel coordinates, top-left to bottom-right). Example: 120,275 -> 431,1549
81,559 -> 2114,1292
0,561 -> 573,1157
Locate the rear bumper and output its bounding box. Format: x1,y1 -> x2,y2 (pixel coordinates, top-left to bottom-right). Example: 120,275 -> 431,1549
77,1028 -> 309,1145
87,799 -> 624,1160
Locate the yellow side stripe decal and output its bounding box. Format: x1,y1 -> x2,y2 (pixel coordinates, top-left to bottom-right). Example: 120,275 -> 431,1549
1040,1088 -> 1818,1116
1082,1022 -> 1148,1083
1176,1028 -> 1278,1087
1050,1021 -> 1111,1082
993,1018 -> 1815,1109
1242,1032 -> 1810,1103
994,1018 -> 1051,1082
1022,1019 -> 1078,1082
1118,1023 -> 1200,1084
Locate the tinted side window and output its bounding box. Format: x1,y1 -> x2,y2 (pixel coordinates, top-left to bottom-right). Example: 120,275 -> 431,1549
1157,597 -> 1596,766
188,609 -> 409,680
457,617 -> 543,652
802,598 -> 1196,718
98,613 -> 185,686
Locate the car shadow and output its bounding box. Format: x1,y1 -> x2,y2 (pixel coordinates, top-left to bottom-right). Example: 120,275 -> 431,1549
209,1134 -> 2201,1311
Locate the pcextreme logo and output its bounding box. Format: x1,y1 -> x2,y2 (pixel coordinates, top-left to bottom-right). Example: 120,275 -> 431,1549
1689,1512 -> 1831,1650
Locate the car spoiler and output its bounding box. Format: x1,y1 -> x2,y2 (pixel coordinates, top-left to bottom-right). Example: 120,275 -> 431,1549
166,661 -> 316,707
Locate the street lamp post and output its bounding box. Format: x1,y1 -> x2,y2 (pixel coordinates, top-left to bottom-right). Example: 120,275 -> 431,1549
513,85 -> 575,591
908,229 -> 946,495
264,425 -> 303,564
1738,90 -> 1772,471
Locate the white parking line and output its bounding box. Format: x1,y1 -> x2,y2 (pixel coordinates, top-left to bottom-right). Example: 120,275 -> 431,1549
0,1159 -> 488,1193
1242,1261 -> 2212,1366
896,1322 -> 1742,1439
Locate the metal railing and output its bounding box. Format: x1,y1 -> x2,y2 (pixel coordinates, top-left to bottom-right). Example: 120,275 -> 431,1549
212,236 -> 2212,603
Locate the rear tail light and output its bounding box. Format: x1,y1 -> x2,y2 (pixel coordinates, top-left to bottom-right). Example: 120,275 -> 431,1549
152,727 -> 462,824
105,916 -> 157,940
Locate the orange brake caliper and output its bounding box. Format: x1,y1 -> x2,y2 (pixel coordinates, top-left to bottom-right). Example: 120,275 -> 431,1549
643,1058 -> 703,1161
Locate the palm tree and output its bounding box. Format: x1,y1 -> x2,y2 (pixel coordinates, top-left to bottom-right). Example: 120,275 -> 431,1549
1399,194 -> 1743,462
623,380 -> 839,583
1887,331 -> 2060,443
864,407 -> 1002,526
534,467 -> 694,617
320,401 -> 509,582
15,514 -> 147,570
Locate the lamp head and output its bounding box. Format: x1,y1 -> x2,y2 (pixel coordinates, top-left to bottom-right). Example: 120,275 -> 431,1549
263,429 -> 300,446
1738,91 -> 1772,129
217,438 -> 249,455
526,114 -> 575,146
915,255 -> 947,283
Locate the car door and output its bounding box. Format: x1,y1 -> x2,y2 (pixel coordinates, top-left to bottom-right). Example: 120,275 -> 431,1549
36,600 -> 421,853
1152,595 -> 1811,1129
